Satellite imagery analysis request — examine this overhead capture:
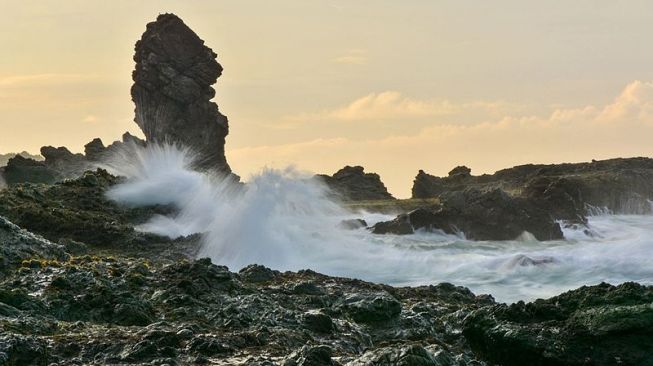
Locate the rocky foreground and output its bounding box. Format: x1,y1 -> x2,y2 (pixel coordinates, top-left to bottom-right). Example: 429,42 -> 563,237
0,172 -> 652,365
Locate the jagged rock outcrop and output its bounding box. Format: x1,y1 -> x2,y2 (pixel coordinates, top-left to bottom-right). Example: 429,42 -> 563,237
412,158 -> 653,217
412,170 -> 446,198
40,146 -> 89,177
0,215 -> 68,271
463,282 -> 653,366
83,132 -> 146,162
373,188 -> 563,241
2,155 -> 58,185
0,169 -> 171,247
0,152 -> 42,167
317,166 -> 394,201
1,133 -> 146,186
83,138 -> 106,161
131,13 -> 231,173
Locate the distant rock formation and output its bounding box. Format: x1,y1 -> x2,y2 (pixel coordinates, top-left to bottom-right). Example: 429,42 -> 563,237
0,133 -> 146,186
2,155 -> 58,185
40,146 -> 89,177
131,13 -> 232,174
412,158 -> 653,216
83,132 -> 146,162
316,166 -> 394,201
412,170 -> 446,198
0,152 -> 42,167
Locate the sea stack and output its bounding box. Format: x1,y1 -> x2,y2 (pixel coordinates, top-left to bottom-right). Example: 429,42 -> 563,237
131,13 -> 232,173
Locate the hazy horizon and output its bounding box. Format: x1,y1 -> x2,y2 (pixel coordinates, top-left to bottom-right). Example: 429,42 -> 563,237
2,1 -> 653,197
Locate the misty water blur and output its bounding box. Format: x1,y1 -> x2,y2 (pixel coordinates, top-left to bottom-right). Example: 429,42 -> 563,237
104,143 -> 653,303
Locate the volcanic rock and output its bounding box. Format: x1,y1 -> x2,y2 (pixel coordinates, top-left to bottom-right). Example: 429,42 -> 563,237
0,215 -> 68,271
373,188 -> 563,241
131,13 -> 232,173
317,166 -> 394,201
83,138 -> 106,161
413,158 -> 653,217
412,170 -> 446,199
463,282 -> 653,366
0,169 -> 172,248
2,155 -> 58,185
40,146 -> 89,178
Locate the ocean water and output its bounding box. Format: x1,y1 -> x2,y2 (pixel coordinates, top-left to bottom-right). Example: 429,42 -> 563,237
104,144 -> 653,303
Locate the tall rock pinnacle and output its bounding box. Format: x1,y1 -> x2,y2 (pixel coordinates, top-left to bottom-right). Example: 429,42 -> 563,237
131,13 -> 231,173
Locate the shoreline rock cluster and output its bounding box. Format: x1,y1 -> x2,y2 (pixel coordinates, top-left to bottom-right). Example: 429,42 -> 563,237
1,12 -> 653,365
370,158 -> 653,240
0,181 -> 652,364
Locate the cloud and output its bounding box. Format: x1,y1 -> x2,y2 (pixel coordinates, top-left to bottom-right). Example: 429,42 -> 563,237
279,91 -> 516,128
228,80 -> 653,198
332,49 -> 368,65
83,115 -> 98,123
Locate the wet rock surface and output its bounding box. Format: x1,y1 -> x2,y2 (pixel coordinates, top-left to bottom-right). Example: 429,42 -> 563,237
373,189 -> 563,241
3,224 -> 650,366
0,246 -> 494,365
376,158 -> 653,240
463,282 -> 653,366
317,166 -> 394,201
1,170 -> 652,365
131,13 -> 232,174
0,170 -> 182,252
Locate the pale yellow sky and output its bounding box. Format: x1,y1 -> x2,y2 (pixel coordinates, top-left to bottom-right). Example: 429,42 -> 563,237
2,1 -> 653,197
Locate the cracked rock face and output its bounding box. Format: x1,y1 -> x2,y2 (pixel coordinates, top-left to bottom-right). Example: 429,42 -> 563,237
131,13 -> 232,173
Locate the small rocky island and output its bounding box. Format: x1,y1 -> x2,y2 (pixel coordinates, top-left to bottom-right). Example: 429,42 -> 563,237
1,13 -> 653,366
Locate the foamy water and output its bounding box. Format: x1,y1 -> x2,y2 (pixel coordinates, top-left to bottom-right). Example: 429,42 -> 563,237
104,144 -> 653,303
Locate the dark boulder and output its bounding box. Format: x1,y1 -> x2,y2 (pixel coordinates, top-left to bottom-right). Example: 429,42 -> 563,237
340,292 -> 402,323
412,170 -> 446,199
463,282 -> 653,366
83,138 -> 106,161
40,146 -> 89,178
317,166 -> 394,201
373,189 -> 563,241
2,155 -> 58,185
239,264 -> 280,283
0,169 -> 168,247
131,13 -> 232,173
284,345 -> 335,366
448,165 -> 472,179
83,133 -> 147,163
302,310 -> 335,334
0,216 -> 68,272
348,344 -> 453,366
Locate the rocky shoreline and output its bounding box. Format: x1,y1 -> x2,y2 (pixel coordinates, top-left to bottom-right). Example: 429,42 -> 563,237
0,170 -> 652,365
2,12 -> 653,365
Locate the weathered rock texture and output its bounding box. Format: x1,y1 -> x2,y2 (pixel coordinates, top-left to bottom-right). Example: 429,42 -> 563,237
317,166 -> 394,201
413,158 -> 653,216
376,158 -> 653,240
0,170 -> 172,248
0,215 -> 68,272
131,13 -> 231,173
0,152 -> 42,168
40,146 -> 89,178
2,155 -> 58,185
373,189 -> 564,241
463,282 -> 653,366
